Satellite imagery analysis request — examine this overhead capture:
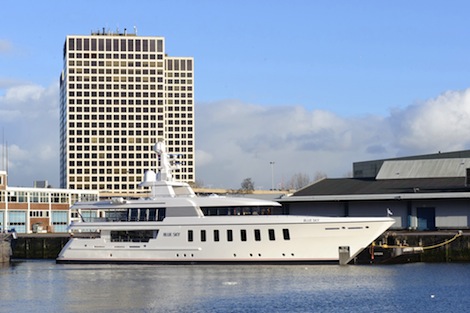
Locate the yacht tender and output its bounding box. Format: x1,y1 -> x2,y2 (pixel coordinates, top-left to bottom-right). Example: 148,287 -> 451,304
56,141 -> 394,264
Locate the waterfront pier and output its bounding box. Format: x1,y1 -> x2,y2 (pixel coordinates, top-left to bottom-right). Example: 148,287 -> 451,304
356,230 -> 470,264
8,231 -> 470,264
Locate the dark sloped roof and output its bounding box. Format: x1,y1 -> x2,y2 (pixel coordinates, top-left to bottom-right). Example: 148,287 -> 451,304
293,177 -> 469,196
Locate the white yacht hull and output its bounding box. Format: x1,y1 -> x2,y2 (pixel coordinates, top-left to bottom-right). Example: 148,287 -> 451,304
57,216 -> 394,264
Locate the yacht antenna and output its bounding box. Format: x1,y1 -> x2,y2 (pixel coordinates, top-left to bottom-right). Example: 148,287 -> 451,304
155,140 -> 173,182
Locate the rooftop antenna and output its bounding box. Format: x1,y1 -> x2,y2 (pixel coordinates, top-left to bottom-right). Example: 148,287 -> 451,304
5,140 -> 8,175
1,128 -> 4,171
134,26 -> 138,35
1,129 -> 6,173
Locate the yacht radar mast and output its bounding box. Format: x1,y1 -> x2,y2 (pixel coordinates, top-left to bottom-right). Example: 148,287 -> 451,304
155,141 -> 176,182
138,140 -> 194,198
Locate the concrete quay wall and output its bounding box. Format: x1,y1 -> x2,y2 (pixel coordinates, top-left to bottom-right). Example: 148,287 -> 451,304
356,230 -> 470,264
1,233 -> 13,263
10,231 -> 470,263
12,234 -> 70,259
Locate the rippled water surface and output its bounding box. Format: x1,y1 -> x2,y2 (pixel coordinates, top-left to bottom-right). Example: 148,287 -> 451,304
2,260 -> 470,312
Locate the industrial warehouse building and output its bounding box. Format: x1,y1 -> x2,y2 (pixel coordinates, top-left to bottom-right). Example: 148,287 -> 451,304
279,150 -> 470,230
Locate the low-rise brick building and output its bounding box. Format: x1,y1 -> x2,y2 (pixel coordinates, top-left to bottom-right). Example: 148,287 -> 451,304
0,171 -> 98,233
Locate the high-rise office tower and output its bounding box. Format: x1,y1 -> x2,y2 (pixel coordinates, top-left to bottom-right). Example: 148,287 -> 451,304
59,29 -> 195,193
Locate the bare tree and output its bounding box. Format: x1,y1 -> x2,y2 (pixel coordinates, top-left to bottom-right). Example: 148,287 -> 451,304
240,177 -> 255,193
288,172 -> 311,190
313,171 -> 327,182
189,179 -> 204,189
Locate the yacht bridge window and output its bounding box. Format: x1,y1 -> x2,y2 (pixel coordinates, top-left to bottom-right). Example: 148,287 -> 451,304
127,208 -> 166,221
201,206 -> 273,216
87,208 -> 166,222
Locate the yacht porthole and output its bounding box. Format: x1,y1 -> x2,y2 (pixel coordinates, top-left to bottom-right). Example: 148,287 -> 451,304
282,253 -> 285,256
233,254 -> 237,257
258,254 -> 261,257
250,253 -> 253,257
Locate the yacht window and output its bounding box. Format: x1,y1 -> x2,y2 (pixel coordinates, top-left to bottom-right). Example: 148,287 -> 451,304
200,206 -> 274,216
103,209 -> 125,222
254,229 -> 261,241
213,229 -> 220,242
268,229 -> 275,241
240,229 -> 247,242
111,230 -> 157,242
227,229 -> 233,242
157,208 -> 166,221
138,209 -> 148,221
201,230 -> 206,242
126,208 -> 165,222
282,229 -> 290,240
148,209 -> 157,221
129,209 -> 138,221
188,230 -> 193,242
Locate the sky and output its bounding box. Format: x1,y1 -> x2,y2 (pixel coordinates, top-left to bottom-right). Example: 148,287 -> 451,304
2,1 -> 470,189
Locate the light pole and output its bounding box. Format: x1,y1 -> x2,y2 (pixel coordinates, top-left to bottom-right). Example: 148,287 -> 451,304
270,161 -> 275,190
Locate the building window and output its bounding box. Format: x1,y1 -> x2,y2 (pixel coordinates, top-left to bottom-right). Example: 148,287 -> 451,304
30,211 -> 50,217
68,38 -> 75,51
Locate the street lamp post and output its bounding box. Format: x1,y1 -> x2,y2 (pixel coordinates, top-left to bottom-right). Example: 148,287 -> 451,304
270,161 -> 275,190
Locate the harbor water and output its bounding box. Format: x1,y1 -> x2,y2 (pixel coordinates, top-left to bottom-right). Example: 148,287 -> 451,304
2,261 -> 470,313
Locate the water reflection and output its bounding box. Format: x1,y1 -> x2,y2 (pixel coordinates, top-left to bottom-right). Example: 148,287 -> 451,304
2,261 -> 470,313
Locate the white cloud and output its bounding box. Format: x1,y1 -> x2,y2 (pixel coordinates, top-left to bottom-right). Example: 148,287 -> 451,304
390,88 -> 470,155
4,84 -> 45,103
2,80 -> 470,190
196,89 -> 470,189
0,82 -> 59,187
195,149 -> 213,167
196,100 -> 393,189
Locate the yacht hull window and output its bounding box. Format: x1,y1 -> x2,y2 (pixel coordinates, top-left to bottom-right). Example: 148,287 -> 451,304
111,230 -> 158,242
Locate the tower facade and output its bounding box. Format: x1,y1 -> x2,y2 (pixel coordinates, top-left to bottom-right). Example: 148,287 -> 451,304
59,30 -> 195,193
